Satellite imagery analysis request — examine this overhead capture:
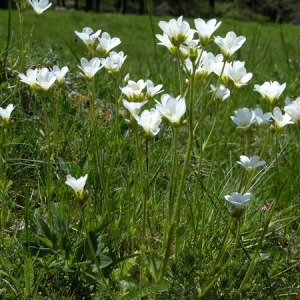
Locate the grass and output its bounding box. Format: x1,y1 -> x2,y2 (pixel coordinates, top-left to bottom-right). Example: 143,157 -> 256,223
0,5 -> 300,299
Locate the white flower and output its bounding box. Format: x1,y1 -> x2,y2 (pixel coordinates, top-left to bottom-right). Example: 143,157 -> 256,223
101,51 -> 126,75
253,108 -> 272,126
284,97 -> 300,125
285,96 -> 292,105
34,68 -> 57,91
225,192 -> 253,209
28,0 -> 52,15
133,108 -> 162,138
75,27 -> 101,49
78,57 -> 102,80
237,155 -> 266,171
210,84 -> 230,101
227,61 -> 252,87
201,52 -> 223,76
120,79 -> 147,101
51,65 -> 69,83
185,51 -> 223,79
179,39 -> 200,59
96,32 -> 121,57
157,16 -> 195,47
65,174 -> 88,198
19,69 -> 38,88
156,33 -> 177,54
272,107 -> 293,129
155,94 -> 186,126
254,81 -> 286,105
194,18 -> 221,45
145,80 -> 163,98
231,108 -> 256,130
213,61 -> 229,81
21,67 -> 56,91
122,99 -> 148,115
0,104 -> 15,123
214,31 -> 246,59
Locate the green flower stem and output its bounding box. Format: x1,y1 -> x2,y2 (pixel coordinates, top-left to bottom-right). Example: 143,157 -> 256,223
140,137 -> 152,284
158,223 -> 175,282
0,126 -> 7,186
146,0 -> 159,71
142,137 -> 152,246
259,126 -> 271,158
238,171 -> 246,193
158,126 -> 179,282
80,210 -> 116,300
158,57 -> 197,281
104,80 -> 122,202
198,101 -> 230,260
196,59 -> 227,172
168,127 -> 179,223
87,80 -> 108,206
176,48 -> 184,96
0,125 -> 8,244
130,124 -> 143,251
10,5 -> 25,107
40,94 -> 53,221
209,219 -> 233,274
17,6 -> 25,72
24,15 -> 38,58
244,130 -> 251,156
202,219 -> 241,297
172,59 -> 196,226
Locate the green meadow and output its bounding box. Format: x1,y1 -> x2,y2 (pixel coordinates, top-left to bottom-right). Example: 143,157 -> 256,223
0,5 -> 299,299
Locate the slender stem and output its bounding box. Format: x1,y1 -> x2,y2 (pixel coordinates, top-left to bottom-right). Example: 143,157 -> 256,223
259,126 -> 271,158
88,80 -> 107,206
172,60 -> 196,227
168,127 -> 179,223
131,125 -> 143,251
142,138 -> 151,245
41,94 -> 53,221
158,54 -> 197,281
140,137 -> 152,284
18,7 -> 25,72
80,210 -> 116,300
24,16 -> 38,55
202,219 -> 241,297
158,223 -> 175,281
0,126 -> 5,184
176,48 -> 184,96
209,219 -> 233,274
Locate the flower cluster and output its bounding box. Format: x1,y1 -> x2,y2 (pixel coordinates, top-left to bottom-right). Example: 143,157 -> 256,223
73,27 -> 126,79
231,107 -> 272,130
121,79 -> 163,102
156,16 -> 246,62
75,27 -> 121,57
122,92 -> 187,137
19,65 -> 68,91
